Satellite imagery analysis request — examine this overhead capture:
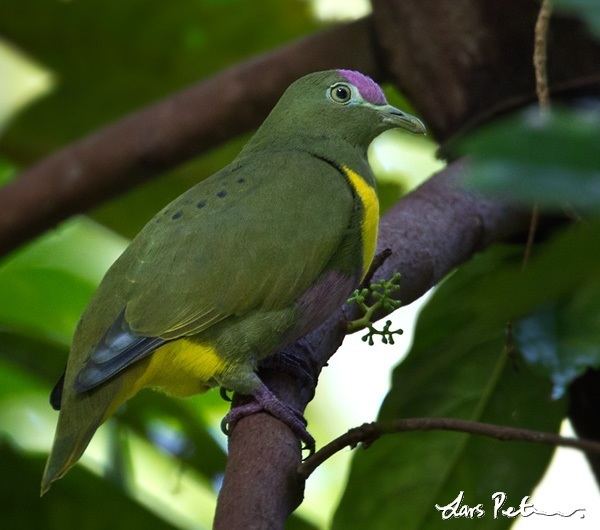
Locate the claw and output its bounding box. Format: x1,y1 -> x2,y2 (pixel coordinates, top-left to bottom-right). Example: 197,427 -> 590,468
301,437 -> 316,457
220,384 -> 314,451
220,386 -> 233,402
220,416 -> 230,436
221,400 -> 263,436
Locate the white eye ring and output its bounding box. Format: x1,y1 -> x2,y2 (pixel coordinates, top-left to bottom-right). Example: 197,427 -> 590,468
328,83 -> 353,104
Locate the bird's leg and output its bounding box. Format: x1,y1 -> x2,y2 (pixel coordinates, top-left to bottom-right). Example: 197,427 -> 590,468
259,348 -> 316,388
220,372 -> 315,454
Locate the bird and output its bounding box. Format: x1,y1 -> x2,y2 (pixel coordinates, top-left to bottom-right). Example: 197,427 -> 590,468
41,69 -> 425,494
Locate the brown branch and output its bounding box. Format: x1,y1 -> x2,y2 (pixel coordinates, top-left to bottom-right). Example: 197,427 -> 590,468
534,0 -> 553,109
373,0 -> 600,141
1,1 -> 599,258
298,417 -> 600,479
0,0 -> 592,526
213,159 -> 530,530
522,0 -> 552,269
0,17 -> 381,257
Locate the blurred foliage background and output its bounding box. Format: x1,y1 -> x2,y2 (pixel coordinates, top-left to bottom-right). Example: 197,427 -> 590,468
1,1 -> 599,529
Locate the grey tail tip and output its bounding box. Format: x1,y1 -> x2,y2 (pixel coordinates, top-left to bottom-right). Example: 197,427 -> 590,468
41,459 -> 64,497
41,465 -> 64,497
40,478 -> 52,497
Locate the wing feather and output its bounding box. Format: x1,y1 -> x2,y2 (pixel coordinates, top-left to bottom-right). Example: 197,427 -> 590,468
123,151 -> 353,338
74,151 -> 353,388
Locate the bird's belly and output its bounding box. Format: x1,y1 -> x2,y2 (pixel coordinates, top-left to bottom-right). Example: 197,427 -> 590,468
293,269 -> 357,337
136,339 -> 226,397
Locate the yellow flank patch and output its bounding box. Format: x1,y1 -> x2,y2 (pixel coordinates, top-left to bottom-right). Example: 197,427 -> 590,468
341,165 -> 380,278
141,339 -> 226,397
109,339 -> 226,412
103,339 -> 225,421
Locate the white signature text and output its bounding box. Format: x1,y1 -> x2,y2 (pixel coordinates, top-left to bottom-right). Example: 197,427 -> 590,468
434,491 -> 586,520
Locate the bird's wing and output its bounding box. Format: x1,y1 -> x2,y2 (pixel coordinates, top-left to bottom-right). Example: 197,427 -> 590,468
73,151 -> 354,389
125,150 -> 354,336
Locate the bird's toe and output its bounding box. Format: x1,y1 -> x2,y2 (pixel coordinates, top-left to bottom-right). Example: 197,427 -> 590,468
219,386 -> 233,402
220,400 -> 264,435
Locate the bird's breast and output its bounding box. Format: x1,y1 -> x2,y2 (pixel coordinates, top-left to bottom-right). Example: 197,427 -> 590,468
340,165 -> 379,279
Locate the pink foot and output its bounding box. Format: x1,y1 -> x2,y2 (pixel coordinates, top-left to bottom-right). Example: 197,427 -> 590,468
221,385 -> 315,454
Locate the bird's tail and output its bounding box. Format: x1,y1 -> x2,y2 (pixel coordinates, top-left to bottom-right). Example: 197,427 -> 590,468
41,412 -> 101,495
41,339 -> 222,495
41,371 -> 135,496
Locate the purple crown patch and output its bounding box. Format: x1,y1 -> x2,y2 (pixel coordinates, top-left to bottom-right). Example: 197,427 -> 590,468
337,69 -> 386,105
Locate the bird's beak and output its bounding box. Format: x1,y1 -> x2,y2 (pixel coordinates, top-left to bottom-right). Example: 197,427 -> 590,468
379,104 -> 426,135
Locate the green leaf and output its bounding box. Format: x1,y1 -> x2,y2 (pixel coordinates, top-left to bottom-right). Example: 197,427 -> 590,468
461,107 -> 600,211
0,331 -> 67,384
464,223 -> 600,325
1,442 -> 179,530
427,221 -> 600,400
0,0 -> 318,236
0,0 -> 317,162
515,280 -> 600,399
333,247 -> 565,530
0,354 -> 48,398
0,217 -> 126,343
555,0 -> 600,38
1,217 -> 127,283
286,514 -> 321,530
0,38 -> 53,130
0,266 -> 94,345
121,392 -> 227,482
0,156 -> 16,185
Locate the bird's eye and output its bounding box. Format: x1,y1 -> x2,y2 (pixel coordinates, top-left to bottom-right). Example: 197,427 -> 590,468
329,84 -> 352,104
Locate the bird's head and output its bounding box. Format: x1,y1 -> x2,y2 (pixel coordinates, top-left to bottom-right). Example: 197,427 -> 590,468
247,70 -> 426,153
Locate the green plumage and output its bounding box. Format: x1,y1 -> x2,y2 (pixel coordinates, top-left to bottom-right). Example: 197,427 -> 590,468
125,149 -> 355,337
42,69 -> 425,494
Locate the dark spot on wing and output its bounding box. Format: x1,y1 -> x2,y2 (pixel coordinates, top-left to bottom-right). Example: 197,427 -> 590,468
217,190 -> 227,198
237,177 -> 245,184
196,200 -> 206,208
172,211 -> 183,220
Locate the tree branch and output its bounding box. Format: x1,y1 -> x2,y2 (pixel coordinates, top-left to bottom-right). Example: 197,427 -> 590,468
2,2 -> 599,258
0,17 -> 381,256
373,0 -> 600,141
298,417 -> 600,479
0,0 -> 593,526
521,0 -> 553,268
213,159 -> 530,530
534,0 -> 553,109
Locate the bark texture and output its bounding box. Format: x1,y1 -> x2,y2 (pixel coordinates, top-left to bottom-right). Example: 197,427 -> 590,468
372,0 -> 600,141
